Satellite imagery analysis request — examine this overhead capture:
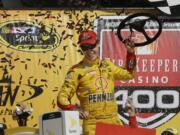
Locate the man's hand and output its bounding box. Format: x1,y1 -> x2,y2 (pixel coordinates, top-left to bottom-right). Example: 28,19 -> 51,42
79,111 -> 89,119
75,103 -> 89,119
124,39 -> 135,54
125,97 -> 136,116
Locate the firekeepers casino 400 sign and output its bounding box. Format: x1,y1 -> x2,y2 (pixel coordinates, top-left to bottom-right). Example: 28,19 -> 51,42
94,16 -> 180,128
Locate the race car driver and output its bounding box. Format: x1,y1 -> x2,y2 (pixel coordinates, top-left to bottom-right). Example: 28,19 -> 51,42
57,30 -> 137,135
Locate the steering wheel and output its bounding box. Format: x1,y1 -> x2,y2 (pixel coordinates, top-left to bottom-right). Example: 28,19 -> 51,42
117,13 -> 162,47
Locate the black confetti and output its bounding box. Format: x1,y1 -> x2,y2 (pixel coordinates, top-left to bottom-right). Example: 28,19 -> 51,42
0,51 -> 4,55
63,45 -> 68,51
26,58 -> 31,61
72,43 -> 77,47
22,90 -> 25,96
51,63 -> 55,68
33,124 -> 37,127
60,53 -> 66,61
41,79 -> 47,82
3,117 -> 6,123
38,59 -> 41,65
33,79 -> 37,84
29,91 -> 32,95
31,116 -> 34,119
14,58 -> 20,61
53,90 -> 58,92
52,55 -> 58,62
62,30 -> 66,36
30,103 -> 33,108
63,34 -> 73,40
20,61 -> 26,63
77,49 -> 83,55
10,65 -> 15,70
29,13 -> 35,16
25,64 -> 28,70
5,54 -> 12,58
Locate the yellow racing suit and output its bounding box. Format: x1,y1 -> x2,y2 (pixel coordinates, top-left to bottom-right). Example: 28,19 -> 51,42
57,55 -> 136,135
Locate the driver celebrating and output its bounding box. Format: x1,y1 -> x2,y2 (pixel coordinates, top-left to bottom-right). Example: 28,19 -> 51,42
57,30 -> 137,135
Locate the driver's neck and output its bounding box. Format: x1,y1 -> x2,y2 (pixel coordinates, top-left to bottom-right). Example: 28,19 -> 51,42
83,57 -> 100,66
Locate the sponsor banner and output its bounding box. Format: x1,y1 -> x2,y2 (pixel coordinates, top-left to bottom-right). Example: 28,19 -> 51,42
94,15 -> 180,132
0,20 -> 60,52
103,30 -> 180,87
0,10 -> 108,128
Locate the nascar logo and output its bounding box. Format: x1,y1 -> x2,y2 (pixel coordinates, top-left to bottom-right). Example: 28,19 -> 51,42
0,20 -> 61,52
147,0 -> 180,16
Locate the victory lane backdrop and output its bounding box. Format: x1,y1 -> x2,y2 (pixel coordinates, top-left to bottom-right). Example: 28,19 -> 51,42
0,10 -> 98,128
0,10 -> 180,135
0,10 -> 118,128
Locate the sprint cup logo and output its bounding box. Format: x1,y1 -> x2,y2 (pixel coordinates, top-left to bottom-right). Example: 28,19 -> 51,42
0,21 -> 61,52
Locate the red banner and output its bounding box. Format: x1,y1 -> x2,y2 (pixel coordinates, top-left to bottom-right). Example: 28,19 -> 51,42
95,16 -> 180,128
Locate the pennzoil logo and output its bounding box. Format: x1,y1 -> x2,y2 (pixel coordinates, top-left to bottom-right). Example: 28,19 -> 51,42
0,20 -> 61,52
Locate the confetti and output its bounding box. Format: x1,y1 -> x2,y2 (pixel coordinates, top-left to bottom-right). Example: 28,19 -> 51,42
26,58 -> 31,61
60,53 -> 66,61
63,45 -> 68,51
20,61 -> 26,63
5,54 -> 12,58
77,49 -> 83,55
29,91 -> 32,95
14,58 -> 20,61
42,63 -> 48,68
33,124 -> 37,127
51,63 -> 55,68
3,117 -> 6,123
29,13 -> 35,16
72,43 -> 77,47
22,90 -> 25,96
41,79 -> 47,82
10,65 -> 15,70
38,59 -> 41,65
33,79 -> 37,84
0,51 -> 4,55
63,34 -> 73,40
53,90 -> 58,92
30,103 -> 33,108
52,55 -> 58,61
25,64 -> 28,70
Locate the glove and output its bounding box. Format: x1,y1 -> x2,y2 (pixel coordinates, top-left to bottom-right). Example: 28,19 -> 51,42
126,52 -> 136,73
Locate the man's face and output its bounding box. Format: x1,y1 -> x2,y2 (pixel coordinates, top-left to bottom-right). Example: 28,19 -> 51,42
80,44 -> 99,61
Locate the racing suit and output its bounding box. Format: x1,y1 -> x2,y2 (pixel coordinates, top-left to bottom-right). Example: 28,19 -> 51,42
57,52 -> 136,135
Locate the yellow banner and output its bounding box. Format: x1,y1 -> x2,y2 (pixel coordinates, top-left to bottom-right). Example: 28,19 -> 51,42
0,9 -> 113,128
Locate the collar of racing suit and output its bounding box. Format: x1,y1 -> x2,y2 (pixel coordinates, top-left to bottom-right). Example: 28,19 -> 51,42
82,57 -> 101,67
